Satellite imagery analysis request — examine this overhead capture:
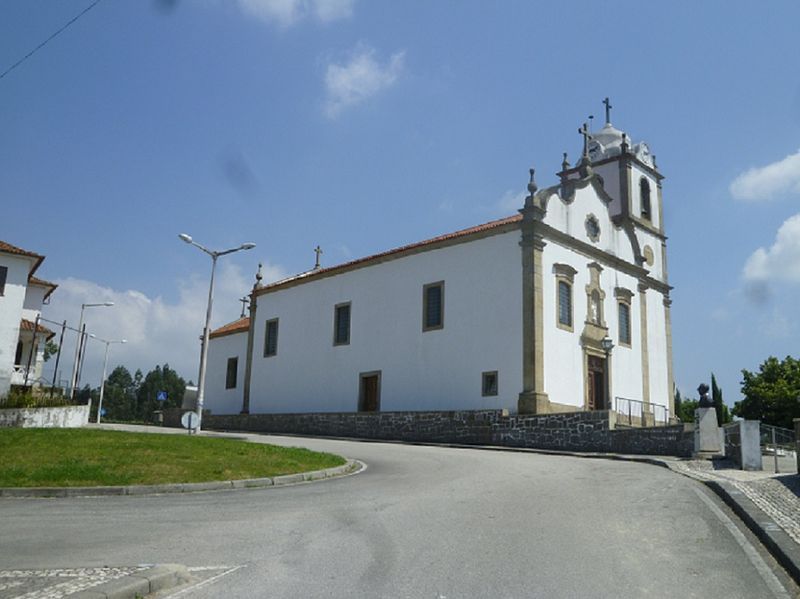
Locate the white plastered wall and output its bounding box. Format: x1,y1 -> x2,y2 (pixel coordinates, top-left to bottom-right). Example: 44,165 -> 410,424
541,185 -> 645,410
247,230 -> 523,414
0,254 -> 34,396
205,331 -> 247,415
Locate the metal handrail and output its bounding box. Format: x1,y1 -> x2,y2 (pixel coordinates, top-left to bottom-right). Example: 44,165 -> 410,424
613,396 -> 669,427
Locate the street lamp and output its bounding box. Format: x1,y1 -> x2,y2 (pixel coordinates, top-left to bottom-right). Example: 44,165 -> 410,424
69,302 -> 114,400
601,336 -> 614,411
90,335 -> 127,424
179,233 -> 255,432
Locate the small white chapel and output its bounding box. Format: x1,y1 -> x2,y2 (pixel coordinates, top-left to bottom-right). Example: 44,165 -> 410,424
204,100 -> 675,422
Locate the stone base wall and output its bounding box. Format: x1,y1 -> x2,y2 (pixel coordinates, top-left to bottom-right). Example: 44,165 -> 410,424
202,409 -> 695,457
0,404 -> 90,428
611,424 -> 694,457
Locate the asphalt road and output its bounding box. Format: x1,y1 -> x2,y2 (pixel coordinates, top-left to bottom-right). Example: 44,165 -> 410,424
1,432 -> 798,598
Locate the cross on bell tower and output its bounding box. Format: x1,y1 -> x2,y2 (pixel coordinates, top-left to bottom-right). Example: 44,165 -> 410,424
603,97 -> 612,125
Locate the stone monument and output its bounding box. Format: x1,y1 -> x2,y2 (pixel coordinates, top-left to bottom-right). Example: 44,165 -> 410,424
694,383 -> 722,459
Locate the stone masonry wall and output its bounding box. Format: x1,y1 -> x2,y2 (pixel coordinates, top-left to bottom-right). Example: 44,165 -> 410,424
201,409 -> 695,457
610,424 -> 694,457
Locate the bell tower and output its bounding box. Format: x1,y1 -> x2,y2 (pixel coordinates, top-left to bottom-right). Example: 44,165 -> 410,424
584,98 -> 665,240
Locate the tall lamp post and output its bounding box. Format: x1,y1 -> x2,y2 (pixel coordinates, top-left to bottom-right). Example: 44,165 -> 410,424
91,335 -> 127,424
69,302 -> 114,400
179,233 -> 255,432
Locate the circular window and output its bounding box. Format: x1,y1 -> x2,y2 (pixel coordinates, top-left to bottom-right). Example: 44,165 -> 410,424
585,215 -> 600,243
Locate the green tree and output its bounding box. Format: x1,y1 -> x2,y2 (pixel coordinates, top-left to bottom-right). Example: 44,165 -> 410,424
674,387 -> 682,420
42,340 -> 59,362
135,364 -> 186,422
102,366 -> 137,421
733,356 -> 800,429
711,373 -> 731,424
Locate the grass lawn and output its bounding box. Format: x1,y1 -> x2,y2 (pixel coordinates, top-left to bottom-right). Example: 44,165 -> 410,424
0,429 -> 346,487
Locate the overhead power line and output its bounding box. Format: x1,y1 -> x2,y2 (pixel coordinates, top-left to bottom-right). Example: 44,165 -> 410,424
0,0 -> 104,81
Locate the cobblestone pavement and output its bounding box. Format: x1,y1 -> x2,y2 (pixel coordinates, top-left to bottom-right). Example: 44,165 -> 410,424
0,567 -> 147,599
670,459 -> 800,546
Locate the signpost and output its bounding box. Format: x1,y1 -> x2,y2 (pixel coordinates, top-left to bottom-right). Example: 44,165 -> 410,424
157,390 -> 167,402
181,411 -> 198,434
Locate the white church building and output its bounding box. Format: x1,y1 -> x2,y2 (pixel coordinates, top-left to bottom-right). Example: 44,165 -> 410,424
205,106 -> 675,422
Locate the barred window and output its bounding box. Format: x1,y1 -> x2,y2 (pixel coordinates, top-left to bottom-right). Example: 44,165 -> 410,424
618,302 -> 631,346
225,357 -> 238,389
264,318 -> 279,357
482,371 -> 498,397
423,282 -> 444,331
558,280 -> 572,328
334,303 -> 351,345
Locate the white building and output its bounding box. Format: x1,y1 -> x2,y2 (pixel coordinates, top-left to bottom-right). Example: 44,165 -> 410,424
0,241 -> 57,397
206,109 -> 675,422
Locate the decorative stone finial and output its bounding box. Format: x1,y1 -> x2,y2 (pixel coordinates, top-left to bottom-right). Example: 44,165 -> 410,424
603,97 -> 612,125
621,133 -> 629,154
527,168 -> 537,195
561,152 -> 570,171
523,168 -> 537,208
254,262 -> 263,289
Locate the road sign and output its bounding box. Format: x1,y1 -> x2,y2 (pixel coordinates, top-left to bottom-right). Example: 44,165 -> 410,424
181,411 -> 198,431
100,408 -> 106,416
157,390 -> 167,402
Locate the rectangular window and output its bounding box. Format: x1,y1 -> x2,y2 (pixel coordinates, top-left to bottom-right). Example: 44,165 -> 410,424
225,357 -> 238,389
264,318 -> 279,357
423,281 -> 444,331
334,302 -> 351,345
0,266 -> 7,296
482,371 -> 498,397
618,302 -> 631,346
558,280 -> 573,329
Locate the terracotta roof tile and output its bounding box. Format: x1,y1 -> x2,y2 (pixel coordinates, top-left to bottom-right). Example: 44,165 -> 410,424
20,318 -> 55,340
28,276 -> 58,300
259,213 -> 523,294
209,317 -> 250,339
0,240 -> 45,277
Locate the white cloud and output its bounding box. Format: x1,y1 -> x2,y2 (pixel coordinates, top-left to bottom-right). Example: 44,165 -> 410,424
742,213 -> 800,283
40,261 -> 286,388
730,149 -> 800,201
494,189 -> 526,215
324,45 -> 405,118
237,0 -> 354,27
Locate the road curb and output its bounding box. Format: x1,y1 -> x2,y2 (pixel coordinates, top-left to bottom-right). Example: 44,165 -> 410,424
0,459 -> 362,498
68,564 -> 190,599
702,478 -> 800,586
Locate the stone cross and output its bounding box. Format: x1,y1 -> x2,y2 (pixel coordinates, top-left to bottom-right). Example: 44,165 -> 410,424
578,122 -> 592,157
314,245 -> 323,270
239,296 -> 249,318
603,97 -> 612,124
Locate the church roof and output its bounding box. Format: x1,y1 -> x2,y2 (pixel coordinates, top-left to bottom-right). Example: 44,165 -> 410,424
210,316 -> 250,339
256,213 -> 523,296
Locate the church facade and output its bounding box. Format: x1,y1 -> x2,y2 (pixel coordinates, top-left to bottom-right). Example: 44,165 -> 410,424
205,108 -> 675,422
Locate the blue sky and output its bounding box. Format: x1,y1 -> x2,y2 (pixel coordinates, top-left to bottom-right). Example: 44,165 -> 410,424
2,1 -> 800,407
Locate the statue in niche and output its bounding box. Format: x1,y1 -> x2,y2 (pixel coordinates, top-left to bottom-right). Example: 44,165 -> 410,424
590,291 -> 601,324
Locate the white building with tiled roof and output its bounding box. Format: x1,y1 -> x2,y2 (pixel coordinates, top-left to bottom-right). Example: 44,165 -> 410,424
0,241 -> 57,397
206,109 -> 675,423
